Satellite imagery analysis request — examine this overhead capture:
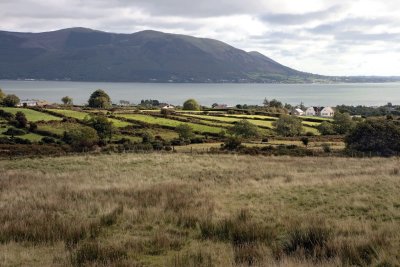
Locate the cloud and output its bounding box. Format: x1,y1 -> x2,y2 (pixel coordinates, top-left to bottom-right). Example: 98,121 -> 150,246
0,0 -> 399,76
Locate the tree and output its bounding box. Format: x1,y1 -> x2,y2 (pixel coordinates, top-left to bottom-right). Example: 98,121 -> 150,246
183,99 -> 200,111
223,136 -> 243,150
176,124 -> 195,140
4,127 -> 26,138
85,115 -> 114,142
63,127 -> 99,151
229,120 -> 259,138
142,131 -> 155,143
15,111 -> 28,128
317,121 -> 336,135
263,98 -> 269,107
332,112 -> 355,135
345,119 -> 400,155
269,99 -> 283,108
274,115 -> 303,137
88,89 -> 111,108
3,94 -> 20,107
301,137 -> 309,147
0,88 -> 5,104
61,96 -> 73,106
212,103 -> 219,108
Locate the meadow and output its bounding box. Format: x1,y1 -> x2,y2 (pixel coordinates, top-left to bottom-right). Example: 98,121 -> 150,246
0,154 -> 399,267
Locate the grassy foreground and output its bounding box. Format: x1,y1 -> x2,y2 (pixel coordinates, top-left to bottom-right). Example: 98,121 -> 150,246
1,154 -> 400,266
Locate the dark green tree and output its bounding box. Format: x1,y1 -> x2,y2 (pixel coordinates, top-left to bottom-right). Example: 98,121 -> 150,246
317,121 -> 336,135
176,123 -> 195,140
229,120 -> 259,138
274,115 -> 303,137
3,94 -> 20,107
0,88 -> 5,104
332,112 -> 355,134
183,99 -> 200,111
4,127 -> 26,138
61,96 -> 73,106
63,127 -> 99,151
301,137 -> 309,147
15,111 -> 28,128
88,89 -> 111,108
345,119 -> 400,155
85,115 -> 114,142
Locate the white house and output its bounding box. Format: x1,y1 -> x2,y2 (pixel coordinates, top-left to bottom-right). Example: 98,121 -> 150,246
161,104 -> 175,110
320,107 -> 335,117
291,108 -> 305,116
17,100 -> 39,107
305,107 -> 317,116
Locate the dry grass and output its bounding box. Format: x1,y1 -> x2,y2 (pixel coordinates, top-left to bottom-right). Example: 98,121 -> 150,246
1,154 -> 400,266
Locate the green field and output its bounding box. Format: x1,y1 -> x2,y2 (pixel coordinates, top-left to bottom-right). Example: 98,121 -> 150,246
116,114 -> 224,134
182,114 -> 319,134
1,154 -> 399,266
46,109 -> 90,120
0,107 -> 62,122
47,109 -> 132,128
37,122 -> 90,136
0,126 -> 44,141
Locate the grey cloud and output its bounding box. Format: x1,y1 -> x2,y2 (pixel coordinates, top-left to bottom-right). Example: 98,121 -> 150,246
260,5 -> 342,25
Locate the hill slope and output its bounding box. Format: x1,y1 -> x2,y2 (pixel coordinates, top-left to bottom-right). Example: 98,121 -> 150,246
0,27 -> 315,82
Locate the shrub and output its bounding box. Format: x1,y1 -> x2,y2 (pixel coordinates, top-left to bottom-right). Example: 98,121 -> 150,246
274,115 -> 303,137
3,94 -> 20,107
15,111 -> 28,128
41,136 -> 56,144
333,112 -> 355,134
63,127 -> 99,151
85,115 -> 114,142
222,136 -> 242,151
322,143 -> 331,153
142,131 -> 155,143
4,127 -> 26,137
345,119 -> 400,155
183,99 -> 200,111
228,120 -> 259,138
317,121 -> 336,135
176,124 -> 195,140
301,137 -> 309,147
88,89 -> 111,108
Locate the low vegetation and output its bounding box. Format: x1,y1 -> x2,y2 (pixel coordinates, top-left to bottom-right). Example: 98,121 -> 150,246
1,154 -> 399,266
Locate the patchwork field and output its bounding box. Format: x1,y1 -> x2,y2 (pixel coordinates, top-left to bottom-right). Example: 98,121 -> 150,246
116,113 -> 224,134
0,154 -> 399,266
0,107 -> 62,122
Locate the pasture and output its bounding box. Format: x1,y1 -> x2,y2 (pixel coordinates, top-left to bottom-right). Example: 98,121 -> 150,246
0,154 -> 399,266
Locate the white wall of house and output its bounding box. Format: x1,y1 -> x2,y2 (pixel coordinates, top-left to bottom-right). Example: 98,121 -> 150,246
320,107 -> 335,117
305,107 -> 316,116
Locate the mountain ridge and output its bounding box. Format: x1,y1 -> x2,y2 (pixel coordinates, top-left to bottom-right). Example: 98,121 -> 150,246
0,28 -> 399,83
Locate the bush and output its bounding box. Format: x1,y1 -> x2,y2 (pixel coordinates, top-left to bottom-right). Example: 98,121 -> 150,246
88,89 -> 111,108
229,120 -> 259,138
3,94 -> 20,107
4,127 -> 26,137
274,115 -> 303,137
322,143 -> 331,153
222,136 -> 242,151
301,137 -> 309,147
183,99 -> 200,111
317,121 -> 336,135
15,111 -> 28,128
176,124 -> 195,140
333,112 -> 355,134
41,136 -> 56,144
345,119 -> 400,155
63,127 -> 99,151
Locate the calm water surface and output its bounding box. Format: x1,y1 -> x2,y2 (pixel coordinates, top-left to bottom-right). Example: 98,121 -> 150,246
0,80 -> 399,106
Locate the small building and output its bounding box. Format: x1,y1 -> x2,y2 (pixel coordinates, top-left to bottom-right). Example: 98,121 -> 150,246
291,108 -> 305,116
305,107 -> 318,116
161,104 -> 175,110
213,104 -> 228,109
320,107 -> 335,117
17,99 -> 49,107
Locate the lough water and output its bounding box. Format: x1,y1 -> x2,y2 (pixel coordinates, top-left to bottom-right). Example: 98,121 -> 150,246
0,80 -> 399,106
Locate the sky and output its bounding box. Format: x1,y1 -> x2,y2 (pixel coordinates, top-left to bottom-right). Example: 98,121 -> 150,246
1,0 -> 399,76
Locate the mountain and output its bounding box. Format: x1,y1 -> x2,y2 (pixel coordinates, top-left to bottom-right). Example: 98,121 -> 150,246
0,27 -> 317,83
0,27 -> 398,83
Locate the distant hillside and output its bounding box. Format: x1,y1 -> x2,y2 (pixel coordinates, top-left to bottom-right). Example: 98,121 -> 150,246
0,28 -> 399,83
0,27 -> 316,83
